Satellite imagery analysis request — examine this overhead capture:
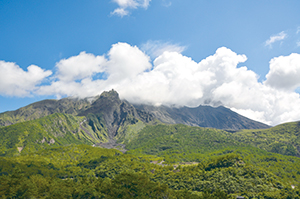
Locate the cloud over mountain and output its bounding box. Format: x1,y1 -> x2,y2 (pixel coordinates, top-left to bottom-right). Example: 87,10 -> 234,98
1,42 -> 300,126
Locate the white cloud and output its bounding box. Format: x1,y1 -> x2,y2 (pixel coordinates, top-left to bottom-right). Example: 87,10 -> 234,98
111,0 -> 151,17
265,53 -> 300,91
297,41 -> 300,47
0,61 -> 52,96
106,42 -> 152,81
3,42 -> 300,126
37,42 -> 151,98
55,51 -> 106,82
111,8 -> 129,17
265,31 -> 287,48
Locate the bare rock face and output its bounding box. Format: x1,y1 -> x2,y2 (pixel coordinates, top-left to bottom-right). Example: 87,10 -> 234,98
49,138 -> 55,144
78,90 -> 155,138
133,104 -> 270,130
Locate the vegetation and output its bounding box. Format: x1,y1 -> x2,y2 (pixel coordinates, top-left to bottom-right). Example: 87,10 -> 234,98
1,108 -> 300,198
125,124 -> 242,159
0,113 -> 108,157
230,121 -> 300,157
0,98 -> 92,126
2,144 -> 300,198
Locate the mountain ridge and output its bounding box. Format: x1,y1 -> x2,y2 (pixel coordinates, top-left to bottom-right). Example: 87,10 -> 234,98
133,103 -> 270,130
0,90 -> 270,130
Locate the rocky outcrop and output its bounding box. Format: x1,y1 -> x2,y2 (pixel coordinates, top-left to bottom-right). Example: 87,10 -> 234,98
78,90 -> 155,138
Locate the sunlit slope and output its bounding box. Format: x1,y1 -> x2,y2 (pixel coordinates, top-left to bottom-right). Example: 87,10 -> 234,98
125,124 -> 242,156
0,113 -> 108,157
229,121 -> 300,157
123,123 -> 300,185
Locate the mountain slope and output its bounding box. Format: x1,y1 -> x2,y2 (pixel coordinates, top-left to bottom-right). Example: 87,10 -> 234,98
0,113 -> 107,157
0,90 -> 157,155
229,121 -> 300,157
125,124 -> 242,157
123,123 -> 300,184
0,97 -> 94,126
134,104 -> 270,130
79,90 -> 155,139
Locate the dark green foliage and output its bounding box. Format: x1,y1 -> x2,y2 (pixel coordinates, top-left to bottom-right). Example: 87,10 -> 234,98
204,154 -> 242,171
0,145 -> 237,198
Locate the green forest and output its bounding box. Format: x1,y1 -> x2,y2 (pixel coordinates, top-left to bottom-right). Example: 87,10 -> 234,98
1,113 -> 300,198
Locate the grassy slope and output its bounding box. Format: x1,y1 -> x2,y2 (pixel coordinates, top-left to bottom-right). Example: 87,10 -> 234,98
0,113 -> 107,157
125,124 -> 242,157
229,121 -> 300,157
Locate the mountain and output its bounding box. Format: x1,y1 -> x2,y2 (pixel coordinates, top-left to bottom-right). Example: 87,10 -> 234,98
133,104 -> 270,130
0,90 -> 270,131
78,90 -> 155,139
0,90 -> 156,155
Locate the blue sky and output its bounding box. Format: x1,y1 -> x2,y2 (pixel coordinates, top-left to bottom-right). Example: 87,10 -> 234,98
1,0 -> 300,125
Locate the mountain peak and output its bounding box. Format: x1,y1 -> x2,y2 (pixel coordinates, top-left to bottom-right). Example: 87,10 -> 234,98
99,89 -> 119,99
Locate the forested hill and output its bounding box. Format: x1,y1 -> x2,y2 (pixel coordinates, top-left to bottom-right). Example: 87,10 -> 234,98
229,121 -> 300,157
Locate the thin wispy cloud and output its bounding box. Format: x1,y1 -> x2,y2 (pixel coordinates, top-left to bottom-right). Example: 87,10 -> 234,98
111,0 -> 151,17
265,31 -> 287,48
141,40 -> 186,59
162,0 -> 172,7
297,26 -> 300,34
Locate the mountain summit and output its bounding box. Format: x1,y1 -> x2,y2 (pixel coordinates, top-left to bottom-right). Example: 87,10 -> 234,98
78,90 -> 155,139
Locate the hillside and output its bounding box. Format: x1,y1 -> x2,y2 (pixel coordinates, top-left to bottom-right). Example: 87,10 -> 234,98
1,119 -> 300,197
2,144 -> 299,198
0,113 -> 107,157
0,97 -> 94,126
124,124 -> 242,157
122,123 -> 300,184
229,121 -> 300,157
